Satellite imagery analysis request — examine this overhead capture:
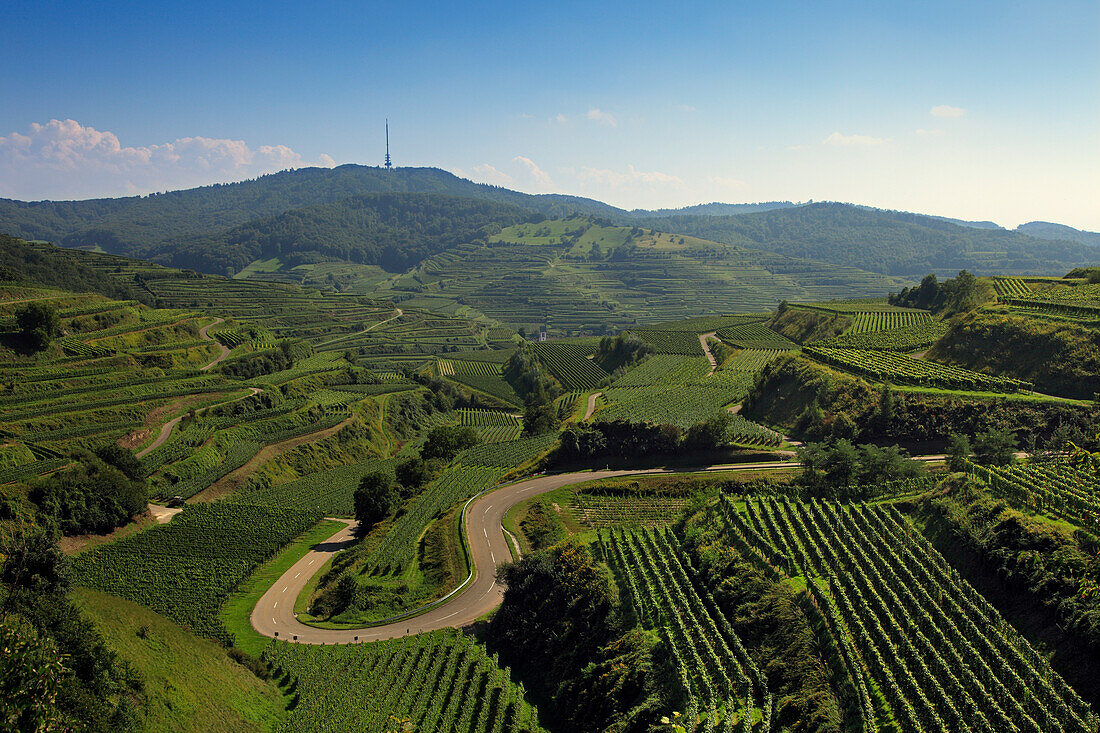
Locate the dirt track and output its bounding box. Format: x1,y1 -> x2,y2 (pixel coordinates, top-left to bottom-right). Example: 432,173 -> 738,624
198,317 -> 230,371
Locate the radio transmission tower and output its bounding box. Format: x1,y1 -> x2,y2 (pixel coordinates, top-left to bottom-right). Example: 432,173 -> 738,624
385,120 -> 392,169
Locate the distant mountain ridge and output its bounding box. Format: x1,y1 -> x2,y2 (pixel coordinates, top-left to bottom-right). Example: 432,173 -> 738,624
637,202 -> 1099,277
629,201 -> 800,217
0,165 -> 1096,280
1016,221 -> 1100,248
0,165 -> 623,255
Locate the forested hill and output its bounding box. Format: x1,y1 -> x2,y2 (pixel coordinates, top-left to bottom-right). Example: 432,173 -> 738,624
147,193 -> 533,274
1017,221 -> 1100,248
640,202 -> 1099,276
0,234 -> 144,302
0,165 -> 623,256
2,166 -> 1096,279
628,201 -> 799,217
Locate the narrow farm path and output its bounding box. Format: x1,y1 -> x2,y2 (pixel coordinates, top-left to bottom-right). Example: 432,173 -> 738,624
191,414 -> 356,502
583,392 -> 602,420
198,317 -> 230,371
148,503 -> 183,523
315,307 -> 403,349
699,331 -> 718,374
134,387 -> 262,458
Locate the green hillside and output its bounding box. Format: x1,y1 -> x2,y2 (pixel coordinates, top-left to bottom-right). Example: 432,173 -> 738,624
642,201 -> 1099,276
146,192 -> 532,275
0,165 -> 622,256
368,219 -> 911,334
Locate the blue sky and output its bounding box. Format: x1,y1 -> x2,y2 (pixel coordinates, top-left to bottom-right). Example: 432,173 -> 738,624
2,0 -> 1097,229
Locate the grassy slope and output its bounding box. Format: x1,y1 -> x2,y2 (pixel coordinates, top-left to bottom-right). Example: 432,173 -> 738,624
74,588 -> 285,733
927,307 -> 1100,399
220,518 -> 346,656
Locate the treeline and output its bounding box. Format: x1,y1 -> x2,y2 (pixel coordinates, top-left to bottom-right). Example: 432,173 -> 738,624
0,235 -> 146,303
27,445 -> 148,536
594,332 -> 653,374
889,270 -> 992,313
556,413 -> 742,463
914,475 -> 1100,708
744,353 -> 1100,449
487,541 -> 667,731
149,193 -> 533,275
216,338 -> 313,380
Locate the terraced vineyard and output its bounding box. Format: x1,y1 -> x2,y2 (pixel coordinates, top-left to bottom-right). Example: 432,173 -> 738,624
847,310 -> 933,334
716,322 -> 799,349
438,358 -> 500,377
804,347 -> 1033,391
265,630 -> 545,733
457,408 -> 523,442
993,277 -> 1032,298
530,341 -> 610,389
601,527 -> 770,730
368,434 -> 558,572
571,493 -> 695,528
231,458 -> 400,516
718,348 -> 789,373
816,320 -> 951,351
724,496 -> 1098,733
627,329 -> 705,356
966,460 -> 1100,535
596,352 -> 783,437
73,503 -> 321,644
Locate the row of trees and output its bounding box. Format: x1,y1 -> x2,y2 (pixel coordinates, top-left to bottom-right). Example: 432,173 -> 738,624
889,270 -> 992,314
556,413 -> 739,463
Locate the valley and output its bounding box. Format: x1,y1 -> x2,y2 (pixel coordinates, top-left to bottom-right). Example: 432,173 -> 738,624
2,180 -> 1100,733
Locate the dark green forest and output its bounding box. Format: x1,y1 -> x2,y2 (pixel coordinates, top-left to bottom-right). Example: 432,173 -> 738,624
149,193 -> 533,274
640,202 -> 1099,276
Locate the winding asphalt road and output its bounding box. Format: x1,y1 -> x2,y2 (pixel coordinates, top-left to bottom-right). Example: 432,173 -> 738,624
250,461 -> 812,645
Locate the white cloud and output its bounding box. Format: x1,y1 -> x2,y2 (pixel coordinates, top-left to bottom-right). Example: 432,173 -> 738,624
822,131 -> 887,147
930,104 -> 965,118
674,103 -> 696,112
585,108 -> 617,127
577,165 -> 682,187
0,118 -> 334,200
706,175 -> 747,189
512,155 -> 553,186
467,163 -> 514,186
316,153 -> 337,167
550,113 -> 569,125
915,128 -> 944,137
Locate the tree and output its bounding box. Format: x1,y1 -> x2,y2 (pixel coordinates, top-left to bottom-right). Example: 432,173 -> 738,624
0,618 -> 66,733
15,303 -> 60,351
829,412 -> 859,440
823,439 -> 861,488
395,457 -> 434,496
524,399 -> 559,436
353,471 -> 395,534
972,428 -> 1018,466
877,384 -> 895,427
946,433 -> 971,471
683,412 -> 733,451
419,425 -> 480,461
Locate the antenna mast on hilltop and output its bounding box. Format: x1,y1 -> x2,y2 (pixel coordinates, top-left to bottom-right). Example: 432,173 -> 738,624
384,120 -> 392,169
